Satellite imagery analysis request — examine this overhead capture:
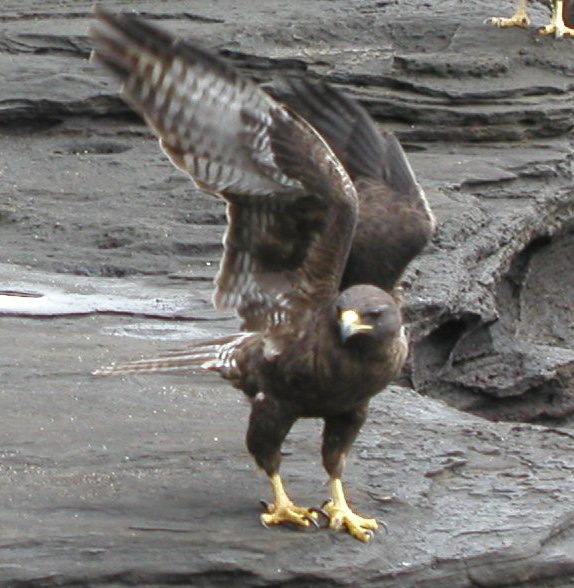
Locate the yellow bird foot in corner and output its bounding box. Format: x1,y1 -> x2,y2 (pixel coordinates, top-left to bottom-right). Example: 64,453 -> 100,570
260,473 -> 319,529
488,13 -> 530,28
539,23 -> 574,37
321,479 -> 379,542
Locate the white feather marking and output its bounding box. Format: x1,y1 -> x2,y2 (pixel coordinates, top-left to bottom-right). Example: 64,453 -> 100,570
171,57 -> 185,80
150,60 -> 163,86
162,73 -> 184,130
153,85 -> 169,114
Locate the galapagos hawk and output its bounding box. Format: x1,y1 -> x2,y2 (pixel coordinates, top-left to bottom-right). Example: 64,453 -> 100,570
489,0 -> 574,37
90,6 -> 435,542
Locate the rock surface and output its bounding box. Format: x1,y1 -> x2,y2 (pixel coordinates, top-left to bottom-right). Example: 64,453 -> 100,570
1,0 -> 574,586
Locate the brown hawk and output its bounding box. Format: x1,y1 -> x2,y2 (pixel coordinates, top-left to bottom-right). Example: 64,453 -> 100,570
90,6 -> 434,542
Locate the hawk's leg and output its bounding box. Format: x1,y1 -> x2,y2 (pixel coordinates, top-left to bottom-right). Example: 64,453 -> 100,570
321,403 -> 378,542
489,0 -> 530,28
539,0 -> 574,37
246,396 -> 318,529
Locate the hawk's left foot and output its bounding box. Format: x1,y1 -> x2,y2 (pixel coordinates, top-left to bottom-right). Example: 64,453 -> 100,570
322,499 -> 378,542
539,23 -> 574,37
322,478 -> 379,542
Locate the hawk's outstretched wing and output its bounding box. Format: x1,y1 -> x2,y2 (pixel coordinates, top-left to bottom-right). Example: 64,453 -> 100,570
282,78 -> 435,291
90,7 -> 357,330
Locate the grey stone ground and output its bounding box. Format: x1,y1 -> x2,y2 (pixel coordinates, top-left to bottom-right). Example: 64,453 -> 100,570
1,0 -> 574,586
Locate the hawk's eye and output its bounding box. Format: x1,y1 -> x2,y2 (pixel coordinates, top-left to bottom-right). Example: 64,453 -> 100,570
363,305 -> 389,320
363,310 -> 381,320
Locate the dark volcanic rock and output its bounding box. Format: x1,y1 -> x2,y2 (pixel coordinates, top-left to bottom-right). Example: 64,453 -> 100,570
1,0 -> 574,586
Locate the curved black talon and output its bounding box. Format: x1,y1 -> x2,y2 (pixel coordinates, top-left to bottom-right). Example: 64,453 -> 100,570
259,499 -> 270,510
307,513 -> 321,529
378,519 -> 389,535
364,529 -> 375,542
308,506 -> 330,527
260,516 -> 271,530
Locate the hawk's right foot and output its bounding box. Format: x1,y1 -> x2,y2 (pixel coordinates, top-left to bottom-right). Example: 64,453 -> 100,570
260,501 -> 319,528
260,473 -> 319,529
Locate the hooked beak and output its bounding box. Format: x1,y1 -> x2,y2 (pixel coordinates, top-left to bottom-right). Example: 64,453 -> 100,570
339,309 -> 373,342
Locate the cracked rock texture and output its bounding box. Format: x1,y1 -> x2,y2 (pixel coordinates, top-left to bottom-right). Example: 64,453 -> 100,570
1,0 -> 574,586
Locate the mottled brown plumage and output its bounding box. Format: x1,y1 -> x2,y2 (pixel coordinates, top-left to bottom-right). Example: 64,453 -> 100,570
90,6 -> 433,541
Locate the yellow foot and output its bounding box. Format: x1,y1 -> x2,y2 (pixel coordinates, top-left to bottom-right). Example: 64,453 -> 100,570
489,14 -> 530,28
539,23 -> 574,37
260,501 -> 319,529
321,478 -> 380,542
260,473 -> 319,530
322,499 -> 378,542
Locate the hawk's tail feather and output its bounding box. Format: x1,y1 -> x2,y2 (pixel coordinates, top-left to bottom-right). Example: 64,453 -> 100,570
93,333 -> 252,376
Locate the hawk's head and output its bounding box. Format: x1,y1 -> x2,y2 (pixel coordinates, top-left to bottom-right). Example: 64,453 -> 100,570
335,285 -> 402,347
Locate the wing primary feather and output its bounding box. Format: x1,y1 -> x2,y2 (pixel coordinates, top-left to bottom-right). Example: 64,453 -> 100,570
283,78 -> 380,179
284,78 -> 424,200
91,6 -> 301,198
